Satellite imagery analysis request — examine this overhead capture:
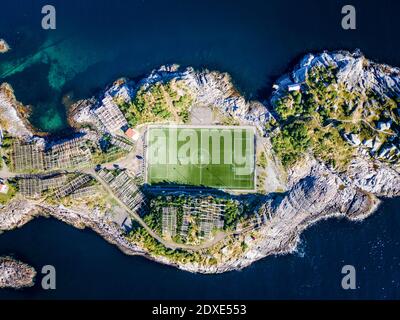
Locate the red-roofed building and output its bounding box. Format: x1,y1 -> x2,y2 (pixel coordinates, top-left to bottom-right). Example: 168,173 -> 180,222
124,128 -> 139,141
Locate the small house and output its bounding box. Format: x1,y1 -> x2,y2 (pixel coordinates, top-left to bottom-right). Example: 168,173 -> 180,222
123,127 -> 140,141
288,84 -> 301,92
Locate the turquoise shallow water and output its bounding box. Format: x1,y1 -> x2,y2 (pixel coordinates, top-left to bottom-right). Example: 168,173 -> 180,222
1,0 -> 400,132
0,0 -> 400,299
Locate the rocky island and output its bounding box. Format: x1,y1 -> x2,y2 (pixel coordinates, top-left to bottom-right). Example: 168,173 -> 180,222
0,50 -> 400,274
0,39 -> 10,54
0,256 -> 36,289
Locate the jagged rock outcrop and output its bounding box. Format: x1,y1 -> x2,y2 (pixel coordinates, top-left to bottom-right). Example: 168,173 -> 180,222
274,50 -> 400,103
181,69 -> 273,132
0,200 -> 39,230
0,83 -> 33,138
276,174 -> 339,219
344,157 -> 400,197
71,65 -> 274,134
346,190 -> 377,221
0,256 -> 36,289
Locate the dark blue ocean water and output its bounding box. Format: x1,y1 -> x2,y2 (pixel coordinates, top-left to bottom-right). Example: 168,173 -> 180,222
0,198 -> 399,300
1,0 -> 400,299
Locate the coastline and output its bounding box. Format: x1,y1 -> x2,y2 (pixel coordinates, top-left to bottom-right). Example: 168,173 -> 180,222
0,83 -> 47,137
0,256 -> 36,289
1,49 -> 400,274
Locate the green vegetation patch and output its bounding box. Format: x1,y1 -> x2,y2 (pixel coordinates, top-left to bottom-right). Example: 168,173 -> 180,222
272,122 -> 310,167
116,80 -> 193,126
271,63 -> 399,170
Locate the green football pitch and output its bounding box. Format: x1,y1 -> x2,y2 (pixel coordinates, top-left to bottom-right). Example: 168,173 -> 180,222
146,126 -> 255,190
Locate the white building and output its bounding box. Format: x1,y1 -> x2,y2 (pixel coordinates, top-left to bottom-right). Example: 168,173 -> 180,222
377,120 -> 392,131
0,183 -> 8,194
288,84 -> 301,92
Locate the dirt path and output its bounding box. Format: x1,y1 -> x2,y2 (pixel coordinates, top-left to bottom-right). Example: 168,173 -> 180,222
89,168 -> 228,251
0,128 -> 230,252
